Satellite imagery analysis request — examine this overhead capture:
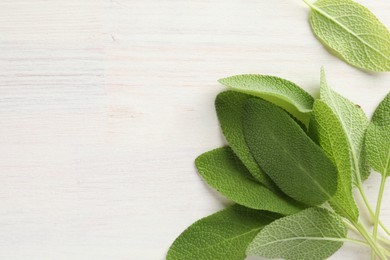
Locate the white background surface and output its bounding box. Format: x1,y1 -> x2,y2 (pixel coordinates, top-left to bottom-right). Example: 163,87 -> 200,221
0,0 -> 389,259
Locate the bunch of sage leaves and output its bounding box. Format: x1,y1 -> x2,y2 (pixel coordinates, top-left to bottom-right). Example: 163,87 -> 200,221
167,69 -> 390,260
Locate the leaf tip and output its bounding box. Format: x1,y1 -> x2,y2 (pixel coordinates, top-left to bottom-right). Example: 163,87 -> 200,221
217,77 -> 228,86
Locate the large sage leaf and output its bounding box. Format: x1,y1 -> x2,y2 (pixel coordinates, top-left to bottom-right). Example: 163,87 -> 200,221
320,69 -> 370,184
243,98 -> 337,206
218,75 -> 314,125
215,91 -> 274,187
167,205 -> 279,260
365,93 -> 390,176
305,0 -> 390,72
246,207 -> 347,260
195,147 -> 303,214
310,100 -> 359,221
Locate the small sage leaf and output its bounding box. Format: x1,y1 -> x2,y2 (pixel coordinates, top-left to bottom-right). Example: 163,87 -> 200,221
365,93 -> 390,176
310,100 -> 359,221
319,68 -> 370,184
215,91 -> 274,188
243,98 -> 338,206
305,0 -> 390,72
167,205 -> 280,260
246,207 -> 347,260
218,75 -> 314,125
195,147 -> 303,214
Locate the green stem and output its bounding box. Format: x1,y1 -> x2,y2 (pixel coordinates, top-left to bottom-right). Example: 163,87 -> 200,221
373,176 -> 388,242
378,235 -> 390,248
353,221 -> 387,260
345,219 -> 390,256
358,185 -> 390,236
343,238 -> 371,248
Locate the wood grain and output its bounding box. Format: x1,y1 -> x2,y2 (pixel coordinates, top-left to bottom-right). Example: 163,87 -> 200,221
0,0 -> 389,259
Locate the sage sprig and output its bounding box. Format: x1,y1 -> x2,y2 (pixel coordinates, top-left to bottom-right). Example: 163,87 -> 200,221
167,70 -> 390,260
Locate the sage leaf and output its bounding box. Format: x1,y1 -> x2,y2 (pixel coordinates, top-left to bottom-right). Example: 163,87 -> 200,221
310,100 -> 359,221
218,75 -> 314,125
167,205 -> 280,260
195,147 -> 303,214
305,0 -> 390,72
215,91 -> 274,187
320,68 -> 370,184
365,93 -> 390,176
246,207 -> 347,260
371,92 -> 390,127
243,98 -> 338,206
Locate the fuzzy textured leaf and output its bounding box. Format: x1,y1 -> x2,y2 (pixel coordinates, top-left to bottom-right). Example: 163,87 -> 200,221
215,91 -> 273,187
246,207 -> 347,260
319,69 -> 370,184
306,0 -> 390,72
195,147 -> 303,214
218,75 -> 314,125
365,93 -> 390,176
243,98 -> 338,206
371,92 -> 390,127
167,205 -> 279,260
310,100 -> 359,221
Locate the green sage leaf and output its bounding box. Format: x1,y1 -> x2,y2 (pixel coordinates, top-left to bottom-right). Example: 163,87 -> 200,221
319,68 -> 370,184
371,92 -> 390,127
215,91 -> 274,187
218,75 -> 314,125
167,205 -> 279,260
195,147 -> 303,214
365,93 -> 390,176
305,0 -> 390,72
310,100 -> 359,221
246,207 -> 347,260
243,98 -> 338,206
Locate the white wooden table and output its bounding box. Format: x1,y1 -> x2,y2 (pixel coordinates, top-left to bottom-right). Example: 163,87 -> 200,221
0,0 -> 389,259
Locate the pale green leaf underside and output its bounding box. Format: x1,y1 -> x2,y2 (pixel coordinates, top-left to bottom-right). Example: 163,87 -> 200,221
243,98 -> 338,206
365,93 -> 390,176
307,0 -> 390,72
365,125 -> 390,176
319,69 -> 369,184
167,205 -> 279,260
218,75 -> 314,125
246,207 -> 347,260
215,91 -> 274,187
310,100 -> 359,221
195,147 -> 303,214
371,92 -> 390,127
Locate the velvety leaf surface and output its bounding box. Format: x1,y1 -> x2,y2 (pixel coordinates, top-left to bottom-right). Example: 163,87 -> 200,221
246,207 -> 347,260
167,205 -> 279,260
319,69 -> 370,184
306,0 -> 390,72
310,100 -> 359,221
365,93 -> 390,176
218,75 -> 314,124
215,91 -> 273,187
195,147 -> 303,214
371,92 -> 390,127
243,98 -> 338,206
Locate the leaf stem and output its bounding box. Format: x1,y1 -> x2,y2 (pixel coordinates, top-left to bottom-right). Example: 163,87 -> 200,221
343,237 -> 371,248
353,221 -> 387,260
302,0 -> 312,7
378,235 -> 390,248
358,184 -> 390,236
373,176 -> 387,242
